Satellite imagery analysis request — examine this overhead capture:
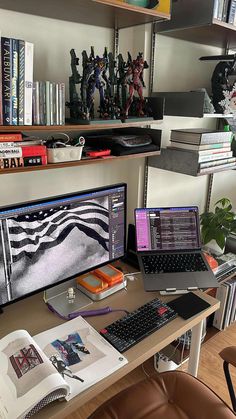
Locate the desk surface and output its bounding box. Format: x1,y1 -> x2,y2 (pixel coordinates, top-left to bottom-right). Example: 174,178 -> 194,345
0,266 -> 220,419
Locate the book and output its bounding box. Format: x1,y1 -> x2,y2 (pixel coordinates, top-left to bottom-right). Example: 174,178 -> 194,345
0,316 -> 127,418
11,38 -> 19,125
1,37 -> 12,125
228,0 -> 236,23
24,41 -> 34,125
0,155 -> 47,169
18,40 -> 25,125
199,161 -> 236,174
0,145 -> 46,158
0,133 -> 22,142
169,148 -> 233,163
0,31 -> 3,125
170,129 -> 232,145
213,283 -> 229,330
0,139 -> 43,148
169,141 -> 231,152
199,156 -> 236,168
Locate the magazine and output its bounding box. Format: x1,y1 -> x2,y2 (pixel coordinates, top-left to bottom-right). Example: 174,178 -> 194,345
0,317 -> 128,419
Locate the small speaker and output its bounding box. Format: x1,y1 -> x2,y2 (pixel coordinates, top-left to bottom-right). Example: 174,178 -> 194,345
123,224 -> 139,269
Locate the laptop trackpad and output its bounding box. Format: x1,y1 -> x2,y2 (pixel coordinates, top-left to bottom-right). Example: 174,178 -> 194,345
146,272 -> 199,291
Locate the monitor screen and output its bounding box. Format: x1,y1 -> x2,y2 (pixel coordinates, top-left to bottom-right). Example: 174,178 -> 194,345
0,183 -> 126,308
135,206 -> 200,252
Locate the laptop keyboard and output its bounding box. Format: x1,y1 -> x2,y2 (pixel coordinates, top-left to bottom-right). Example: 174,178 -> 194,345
142,253 -> 208,274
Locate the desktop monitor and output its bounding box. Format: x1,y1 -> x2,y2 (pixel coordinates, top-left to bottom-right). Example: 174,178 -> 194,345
0,183 -> 126,309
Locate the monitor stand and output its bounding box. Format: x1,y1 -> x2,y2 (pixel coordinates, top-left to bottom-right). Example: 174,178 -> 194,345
44,278 -> 93,318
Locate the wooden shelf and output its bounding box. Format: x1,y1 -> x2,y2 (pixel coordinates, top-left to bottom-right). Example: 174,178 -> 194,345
154,0 -> 236,48
0,0 -> 170,29
0,150 -> 161,175
0,119 -> 162,133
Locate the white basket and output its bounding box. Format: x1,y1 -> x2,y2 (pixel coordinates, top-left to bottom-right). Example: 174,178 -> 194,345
47,146 -> 83,163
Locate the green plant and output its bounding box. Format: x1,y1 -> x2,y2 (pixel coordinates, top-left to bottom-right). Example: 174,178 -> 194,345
200,198 -> 236,250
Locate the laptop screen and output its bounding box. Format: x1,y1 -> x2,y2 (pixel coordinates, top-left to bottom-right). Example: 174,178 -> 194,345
135,207 -> 201,252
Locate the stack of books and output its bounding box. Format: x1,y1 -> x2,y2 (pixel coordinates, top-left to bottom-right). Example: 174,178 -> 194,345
213,0 -> 236,25
213,275 -> 236,330
0,132 -> 47,169
0,35 -> 65,126
169,128 -> 235,175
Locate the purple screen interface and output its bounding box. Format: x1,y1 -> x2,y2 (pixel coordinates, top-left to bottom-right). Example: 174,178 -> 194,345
135,207 -> 199,252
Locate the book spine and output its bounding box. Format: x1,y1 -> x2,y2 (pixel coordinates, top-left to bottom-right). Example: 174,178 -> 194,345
55,83 -> 59,125
201,135 -> 232,144
213,284 -> 228,330
32,81 -> 40,125
24,155 -> 47,166
1,37 -> 12,125
0,133 -> 22,141
24,41 -> 34,125
59,82 -> 65,125
45,80 -> 50,125
199,157 -> 236,168
213,0 -> 219,18
21,145 -> 47,157
49,82 -> 53,125
227,0 -> 236,23
217,0 -> 225,19
222,0 -> 230,20
0,146 -> 22,158
11,39 -> 19,125
0,142 -> 20,147
0,157 -> 23,169
0,31 -> 3,125
0,154 -> 47,169
198,151 -> 233,163
18,39 -> 25,125
39,81 -> 46,125
199,161 -> 236,174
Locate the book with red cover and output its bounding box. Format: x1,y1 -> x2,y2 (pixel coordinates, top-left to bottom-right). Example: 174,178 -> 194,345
0,133 -> 23,141
21,145 -> 47,157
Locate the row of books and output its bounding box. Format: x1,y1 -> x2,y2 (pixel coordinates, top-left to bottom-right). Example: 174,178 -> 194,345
32,81 -> 65,126
0,133 -> 47,169
0,34 -> 65,126
213,276 -> 236,330
168,128 -> 235,175
213,0 -> 236,25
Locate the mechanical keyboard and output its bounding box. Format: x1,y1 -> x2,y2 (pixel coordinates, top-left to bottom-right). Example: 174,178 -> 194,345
141,253 -> 208,274
100,298 -> 178,353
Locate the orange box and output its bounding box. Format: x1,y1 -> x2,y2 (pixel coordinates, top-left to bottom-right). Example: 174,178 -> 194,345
93,264 -> 124,286
77,274 -> 109,294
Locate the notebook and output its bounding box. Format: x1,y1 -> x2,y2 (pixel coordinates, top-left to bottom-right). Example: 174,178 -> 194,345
134,206 -> 219,292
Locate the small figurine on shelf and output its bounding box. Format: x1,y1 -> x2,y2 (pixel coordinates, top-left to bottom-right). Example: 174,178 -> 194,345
103,51 -> 121,120
81,47 -> 95,119
123,52 -> 149,118
86,48 -> 110,119
66,49 -> 87,122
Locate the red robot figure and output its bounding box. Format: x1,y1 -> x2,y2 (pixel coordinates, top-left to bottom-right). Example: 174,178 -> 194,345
124,52 -> 149,117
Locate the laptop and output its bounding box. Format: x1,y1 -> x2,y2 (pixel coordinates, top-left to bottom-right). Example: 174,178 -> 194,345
135,206 -> 219,293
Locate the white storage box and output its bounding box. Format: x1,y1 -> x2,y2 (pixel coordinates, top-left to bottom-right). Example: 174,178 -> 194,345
47,146 -> 83,163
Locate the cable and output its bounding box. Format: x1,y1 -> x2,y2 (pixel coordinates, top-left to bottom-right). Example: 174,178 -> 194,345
141,363 -> 150,378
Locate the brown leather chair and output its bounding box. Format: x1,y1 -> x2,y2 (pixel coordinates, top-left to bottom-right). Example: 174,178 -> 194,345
89,347 -> 236,419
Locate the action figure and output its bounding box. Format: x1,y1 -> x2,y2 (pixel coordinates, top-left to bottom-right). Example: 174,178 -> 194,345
81,47 -> 95,119
50,355 -> 84,382
124,52 -> 149,118
66,49 -> 87,121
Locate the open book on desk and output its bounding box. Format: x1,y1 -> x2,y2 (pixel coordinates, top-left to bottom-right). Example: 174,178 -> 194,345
0,316 -> 128,419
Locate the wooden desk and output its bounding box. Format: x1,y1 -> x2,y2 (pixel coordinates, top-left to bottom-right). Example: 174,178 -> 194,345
0,270 -> 220,419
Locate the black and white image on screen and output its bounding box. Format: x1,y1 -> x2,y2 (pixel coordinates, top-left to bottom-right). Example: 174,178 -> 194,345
0,196 -> 109,305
